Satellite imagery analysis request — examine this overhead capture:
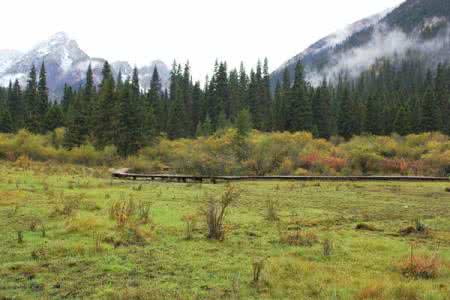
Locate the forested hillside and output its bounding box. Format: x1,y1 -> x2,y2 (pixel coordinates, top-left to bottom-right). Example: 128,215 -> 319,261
0,53 -> 449,157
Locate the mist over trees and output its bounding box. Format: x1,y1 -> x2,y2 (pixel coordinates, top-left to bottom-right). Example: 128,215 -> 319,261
0,53 -> 449,157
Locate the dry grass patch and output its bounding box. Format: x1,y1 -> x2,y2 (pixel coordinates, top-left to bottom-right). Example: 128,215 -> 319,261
355,282 -> 385,300
279,230 -> 319,247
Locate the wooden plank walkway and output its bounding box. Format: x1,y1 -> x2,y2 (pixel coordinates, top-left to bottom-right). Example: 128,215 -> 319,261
112,169 -> 450,183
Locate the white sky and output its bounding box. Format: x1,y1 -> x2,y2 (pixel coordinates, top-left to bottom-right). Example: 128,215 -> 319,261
1,0 -> 405,80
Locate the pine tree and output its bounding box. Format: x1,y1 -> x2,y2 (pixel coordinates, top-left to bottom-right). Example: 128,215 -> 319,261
149,67 -> 165,135
365,93 -> 385,135
0,94 -> 13,133
44,104 -> 65,132
64,93 -> 87,148
37,62 -> 49,132
191,81 -> 202,134
167,62 -> 186,139
8,80 -> 24,130
234,109 -> 252,161
93,61 -> 117,149
228,69 -> 241,121
238,62 -> 249,109
337,84 -> 354,139
314,78 -> 332,138
24,65 -> 39,133
393,105 -> 410,136
409,95 -> 422,133
182,62 -> 194,135
421,87 -> 440,132
272,81 -> 284,131
434,63 -> 448,133
261,58 -> 272,131
61,84 -> 73,113
83,64 -> 95,136
288,63 -> 312,132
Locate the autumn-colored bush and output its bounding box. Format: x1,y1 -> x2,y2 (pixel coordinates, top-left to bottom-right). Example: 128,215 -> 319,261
279,230 -> 319,247
0,129 -> 448,176
398,254 -> 441,279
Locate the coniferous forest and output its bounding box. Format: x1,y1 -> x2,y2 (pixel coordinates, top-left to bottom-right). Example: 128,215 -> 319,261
0,53 -> 449,157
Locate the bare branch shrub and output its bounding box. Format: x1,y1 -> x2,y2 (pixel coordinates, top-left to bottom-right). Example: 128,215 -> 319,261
205,184 -> 240,240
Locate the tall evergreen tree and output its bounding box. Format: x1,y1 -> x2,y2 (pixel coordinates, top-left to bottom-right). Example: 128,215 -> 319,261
64,93 -> 87,148
93,61 -> 117,149
337,84 -> 354,139
37,62 -> 49,132
288,63 -> 312,132
8,80 -> 24,130
24,65 -> 39,133
44,103 -> 65,132
393,105 -> 411,136
314,78 -> 332,138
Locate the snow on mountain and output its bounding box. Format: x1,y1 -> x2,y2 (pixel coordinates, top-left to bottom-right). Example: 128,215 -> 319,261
275,10 -> 390,75
272,0 -> 450,86
0,50 -> 23,74
0,32 -> 170,98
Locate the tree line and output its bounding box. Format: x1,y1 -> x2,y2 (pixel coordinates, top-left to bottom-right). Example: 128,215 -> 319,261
0,53 -> 449,157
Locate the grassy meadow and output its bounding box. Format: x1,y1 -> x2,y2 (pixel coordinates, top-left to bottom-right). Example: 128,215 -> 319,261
0,160 -> 449,299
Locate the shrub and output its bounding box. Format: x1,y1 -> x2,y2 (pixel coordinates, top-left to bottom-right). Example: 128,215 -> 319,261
205,184 -> 240,240
182,214 -> 197,240
17,230 -> 23,244
415,219 -> 427,233
323,238 -> 332,257
398,254 -> 441,279
397,244 -> 441,279
278,158 -> 294,175
252,258 -> 265,284
279,230 -> 319,247
265,198 -> 279,221
136,200 -> 151,224
110,194 -> 136,227
355,223 -> 378,231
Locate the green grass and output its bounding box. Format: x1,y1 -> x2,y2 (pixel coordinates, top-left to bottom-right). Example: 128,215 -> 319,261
0,161 -> 449,299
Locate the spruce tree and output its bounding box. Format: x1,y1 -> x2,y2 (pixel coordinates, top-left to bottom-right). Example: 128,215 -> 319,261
167,62 -> 186,139
337,84 -> 354,139
393,105 -> 411,136
24,65 -> 39,133
8,80 -> 24,130
421,87 -> 440,132
314,78 -> 332,138
44,104 -> 65,132
93,61 -> 117,149
37,62 -> 49,132
83,64 -> 95,135
61,84 -> 73,113
288,63 -> 312,132
0,94 -> 13,133
64,93 -> 86,148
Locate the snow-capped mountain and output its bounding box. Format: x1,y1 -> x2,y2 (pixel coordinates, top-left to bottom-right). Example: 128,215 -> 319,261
272,0 -> 450,86
0,32 -> 170,98
0,50 -> 23,74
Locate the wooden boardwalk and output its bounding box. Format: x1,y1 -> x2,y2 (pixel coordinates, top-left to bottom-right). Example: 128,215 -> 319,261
112,169 -> 450,183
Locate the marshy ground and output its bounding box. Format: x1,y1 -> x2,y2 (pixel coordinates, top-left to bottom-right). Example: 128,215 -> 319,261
0,161 -> 449,299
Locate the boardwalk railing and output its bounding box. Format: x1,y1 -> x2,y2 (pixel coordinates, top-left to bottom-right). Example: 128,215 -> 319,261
112,169 -> 450,183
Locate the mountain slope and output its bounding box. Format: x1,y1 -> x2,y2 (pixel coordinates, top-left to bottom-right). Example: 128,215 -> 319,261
0,32 -> 169,98
272,0 -> 450,86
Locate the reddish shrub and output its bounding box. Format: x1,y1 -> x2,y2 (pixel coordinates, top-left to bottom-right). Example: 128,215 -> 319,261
381,158 -> 410,175
299,153 -> 321,169
398,254 -> 441,279
322,156 -> 347,172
